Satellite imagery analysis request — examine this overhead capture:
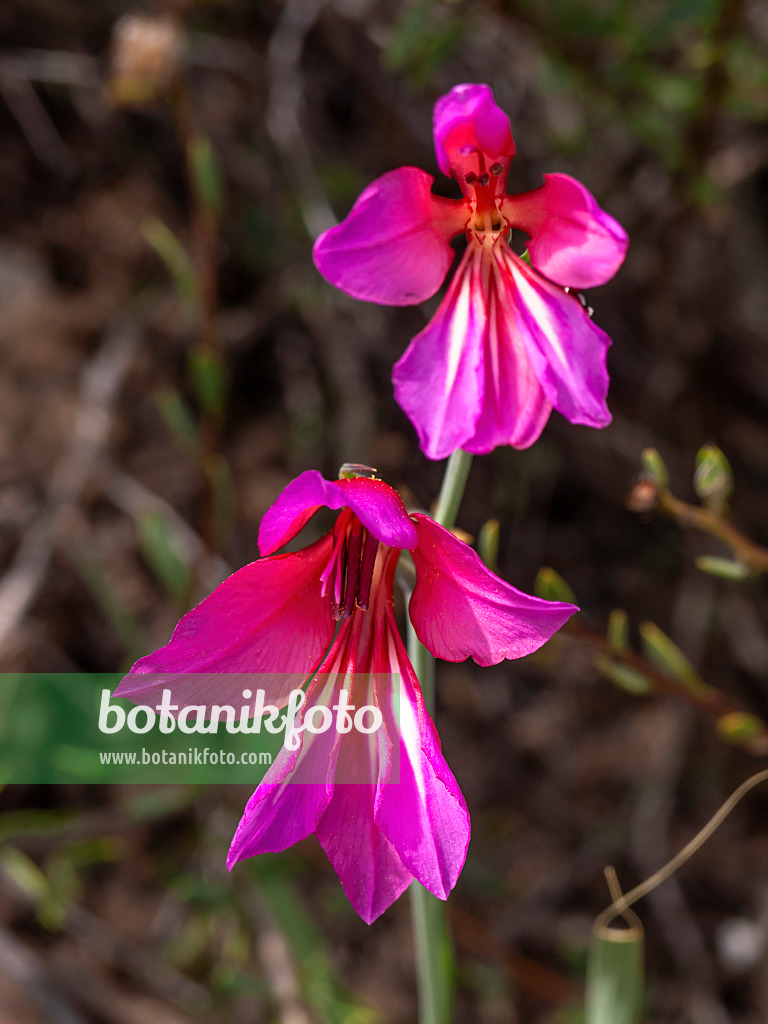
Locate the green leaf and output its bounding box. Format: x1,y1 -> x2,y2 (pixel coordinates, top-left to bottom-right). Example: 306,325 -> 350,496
137,509 -> 191,602
534,566 -> 577,605
640,447 -> 668,490
607,609 -> 629,653
188,348 -> 227,419
694,445 -> 733,513
188,134 -> 223,218
155,386 -> 200,455
638,621 -> 707,693
694,555 -> 751,580
586,925 -> 644,1024
478,519 -> 499,571
142,217 -> 198,315
594,655 -> 652,696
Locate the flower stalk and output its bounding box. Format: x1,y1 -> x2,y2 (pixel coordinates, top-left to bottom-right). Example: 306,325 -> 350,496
408,447 -> 473,1024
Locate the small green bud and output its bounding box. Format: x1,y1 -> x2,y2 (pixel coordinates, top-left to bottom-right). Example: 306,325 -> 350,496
478,519 -> 499,571
716,712 -> 765,744
640,447 -> 669,490
607,609 -> 629,653
694,445 -> 733,514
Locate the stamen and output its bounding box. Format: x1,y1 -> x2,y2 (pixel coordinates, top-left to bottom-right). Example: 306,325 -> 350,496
355,530 -> 379,611
465,172 -> 477,185
478,173 -> 490,187
341,523 -> 364,620
490,162 -> 503,175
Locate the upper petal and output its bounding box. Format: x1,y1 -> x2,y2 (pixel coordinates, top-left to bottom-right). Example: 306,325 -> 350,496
433,83 -> 515,184
409,514 -> 577,667
312,166 -> 464,306
503,249 -> 613,428
258,471 -> 418,556
115,534 -> 335,708
392,247 -> 487,461
503,173 -> 628,289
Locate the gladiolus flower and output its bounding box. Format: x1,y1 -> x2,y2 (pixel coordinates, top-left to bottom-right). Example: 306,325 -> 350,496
117,468 -> 576,922
313,83 -> 628,460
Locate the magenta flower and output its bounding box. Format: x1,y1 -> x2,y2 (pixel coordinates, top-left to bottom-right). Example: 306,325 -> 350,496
313,83 -> 628,460
118,469 -> 576,922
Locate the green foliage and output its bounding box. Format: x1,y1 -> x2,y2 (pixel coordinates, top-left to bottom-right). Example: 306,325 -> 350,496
252,858 -> 381,1024
717,711 -> 766,744
155,386 -> 201,455
534,566 -> 577,605
607,609 -> 629,652
142,217 -> 198,316
188,134 -> 223,219
594,655 -> 652,696
694,554 -> 750,580
638,621 -> 707,693
384,1 -> 466,85
137,509 -> 192,603
188,347 -> 227,419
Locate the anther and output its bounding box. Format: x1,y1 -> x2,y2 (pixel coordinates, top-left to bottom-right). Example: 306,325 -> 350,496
490,162 -> 503,175
341,524 -> 364,620
478,173 -> 490,187
355,531 -> 379,611
465,172 -> 477,185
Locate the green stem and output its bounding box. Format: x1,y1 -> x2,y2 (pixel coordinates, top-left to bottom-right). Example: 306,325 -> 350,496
408,448 -> 473,1024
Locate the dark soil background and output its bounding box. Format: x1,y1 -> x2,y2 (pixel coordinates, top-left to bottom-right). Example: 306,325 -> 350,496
0,0 -> 767,1021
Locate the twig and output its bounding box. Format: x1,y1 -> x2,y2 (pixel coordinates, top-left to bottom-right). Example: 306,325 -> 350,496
657,490 -> 768,575
0,316 -> 140,656
566,619 -> 768,756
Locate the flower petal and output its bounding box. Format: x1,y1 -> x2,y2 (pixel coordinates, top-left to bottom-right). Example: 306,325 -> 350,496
503,173 -> 628,289
392,247 -> 486,461
374,621 -> 470,901
115,535 -> 335,709
503,249 -> 613,427
463,248 -> 552,453
316,783 -> 414,924
409,514 -> 577,666
258,471 -> 417,556
433,83 -> 515,182
227,674 -> 344,866
312,166 -> 464,306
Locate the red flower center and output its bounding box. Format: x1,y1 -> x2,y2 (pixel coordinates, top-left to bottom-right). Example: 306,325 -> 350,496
319,509 -> 380,621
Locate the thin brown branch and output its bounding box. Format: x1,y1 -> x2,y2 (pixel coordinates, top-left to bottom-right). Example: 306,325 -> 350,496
657,490 -> 768,575
566,619 -> 768,756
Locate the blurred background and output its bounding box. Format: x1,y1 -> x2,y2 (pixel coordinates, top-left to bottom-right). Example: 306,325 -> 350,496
1,0 -> 768,1020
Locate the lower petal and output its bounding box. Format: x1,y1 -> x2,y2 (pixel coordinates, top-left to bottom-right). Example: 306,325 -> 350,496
374,625 -> 470,901
392,247 -> 486,461
504,249 -> 613,428
464,254 -> 552,453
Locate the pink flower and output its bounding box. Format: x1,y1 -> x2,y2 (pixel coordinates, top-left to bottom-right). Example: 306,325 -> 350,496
313,83 -> 628,460
117,469 -> 576,922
